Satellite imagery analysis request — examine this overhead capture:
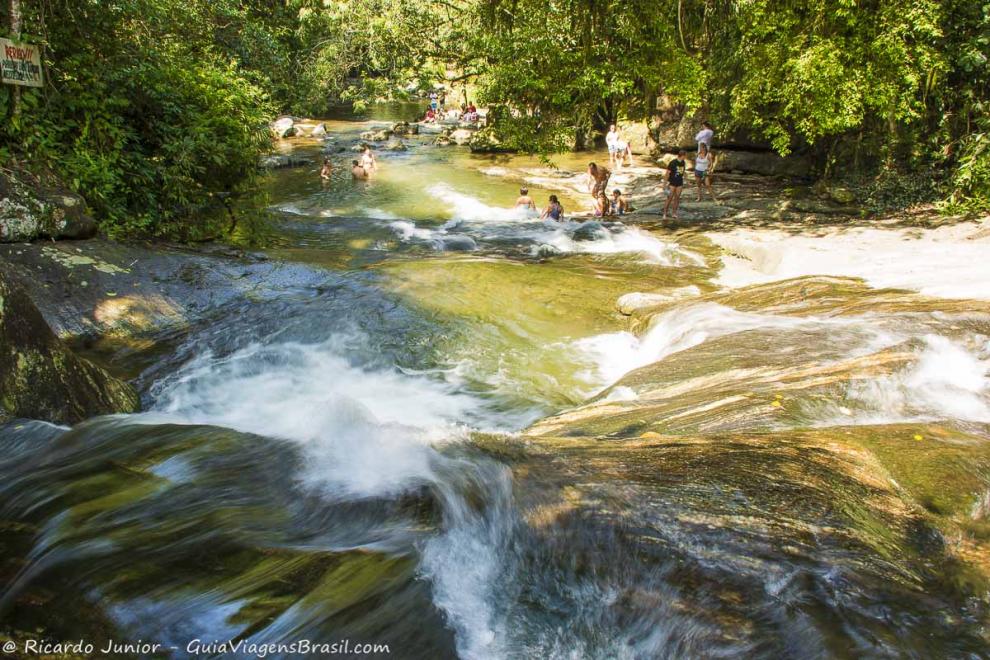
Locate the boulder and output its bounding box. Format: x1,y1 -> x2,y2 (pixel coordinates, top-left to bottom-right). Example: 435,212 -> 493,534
830,187 -> 856,204
469,127 -> 513,153
391,121 -> 419,136
258,154 -> 313,170
360,129 -> 392,142
713,150 -> 814,178
0,266 -> 139,424
437,235 -> 477,251
571,221 -> 609,242
384,140 -> 408,152
272,117 -> 296,139
0,172 -> 97,242
617,120 -> 654,156
449,128 -> 475,146
310,122 -> 328,137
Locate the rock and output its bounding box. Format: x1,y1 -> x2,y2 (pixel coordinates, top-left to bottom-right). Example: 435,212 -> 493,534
384,140 -> 408,152
437,235 -> 477,251
0,171 -> 97,242
469,127 -> 513,153
351,143 -> 370,152
616,286 -> 702,315
272,117 -> 296,139
310,122 -> 328,137
0,266 -> 139,424
571,221 -> 609,242
258,154 -> 312,170
449,128 -> 475,146
617,120 -> 654,156
829,187 -> 856,204
391,121 -> 419,136
535,244 -> 563,258
435,136 -> 453,147
360,129 -> 392,142
712,150 -> 814,178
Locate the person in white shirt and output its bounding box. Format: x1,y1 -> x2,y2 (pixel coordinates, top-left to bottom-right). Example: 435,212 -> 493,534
693,142 -> 717,202
605,124 -> 620,167
695,121 -> 714,150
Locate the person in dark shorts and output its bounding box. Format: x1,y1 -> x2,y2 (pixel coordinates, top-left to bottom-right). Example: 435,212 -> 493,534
663,150 -> 687,219
587,162 -> 611,198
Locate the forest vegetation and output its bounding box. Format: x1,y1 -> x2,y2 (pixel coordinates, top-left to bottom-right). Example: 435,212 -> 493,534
1,0 -> 987,238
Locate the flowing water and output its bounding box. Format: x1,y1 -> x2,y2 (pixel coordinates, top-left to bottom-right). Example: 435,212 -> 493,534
2,105 -> 990,658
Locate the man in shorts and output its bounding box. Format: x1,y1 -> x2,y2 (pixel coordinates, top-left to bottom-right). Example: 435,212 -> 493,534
587,162 -> 611,198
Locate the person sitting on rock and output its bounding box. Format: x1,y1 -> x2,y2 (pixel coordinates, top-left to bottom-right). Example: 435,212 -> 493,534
611,189 -> 632,215
423,108 -> 437,123
540,195 -> 564,221
320,158 -> 333,181
514,187 -> 536,211
587,162 -> 611,198
593,192 -> 613,217
351,160 -> 369,179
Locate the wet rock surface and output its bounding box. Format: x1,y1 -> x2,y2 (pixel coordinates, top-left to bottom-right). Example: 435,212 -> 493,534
0,266 -> 139,424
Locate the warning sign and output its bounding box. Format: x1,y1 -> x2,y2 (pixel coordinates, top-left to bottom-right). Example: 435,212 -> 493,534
1,38 -> 42,87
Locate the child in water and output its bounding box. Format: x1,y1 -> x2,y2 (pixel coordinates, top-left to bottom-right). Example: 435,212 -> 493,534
320,158 -> 332,181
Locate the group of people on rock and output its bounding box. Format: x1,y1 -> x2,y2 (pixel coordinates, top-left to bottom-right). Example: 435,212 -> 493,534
587,120 -> 719,220
661,122 -> 718,219
423,92 -> 479,124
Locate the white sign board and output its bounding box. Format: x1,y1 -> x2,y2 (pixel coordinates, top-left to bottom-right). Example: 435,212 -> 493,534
1,38 -> 42,87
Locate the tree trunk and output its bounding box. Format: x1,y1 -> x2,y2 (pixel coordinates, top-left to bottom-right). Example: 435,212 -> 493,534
9,0 -> 21,118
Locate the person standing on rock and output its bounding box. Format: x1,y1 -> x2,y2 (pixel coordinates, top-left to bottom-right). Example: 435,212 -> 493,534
606,125 -> 620,168
587,162 -> 611,199
694,143 -> 718,202
663,150 -> 687,220
695,122 -> 714,150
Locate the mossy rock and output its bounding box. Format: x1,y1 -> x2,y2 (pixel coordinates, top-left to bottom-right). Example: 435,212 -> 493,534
0,264 -> 139,424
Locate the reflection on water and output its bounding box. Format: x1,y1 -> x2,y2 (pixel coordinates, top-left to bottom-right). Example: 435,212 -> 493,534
2,106 -> 990,658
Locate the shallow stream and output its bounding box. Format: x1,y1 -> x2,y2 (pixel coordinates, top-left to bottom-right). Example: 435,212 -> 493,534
2,105 -> 989,658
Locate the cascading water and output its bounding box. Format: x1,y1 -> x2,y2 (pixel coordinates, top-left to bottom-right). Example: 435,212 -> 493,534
3,116 -> 990,658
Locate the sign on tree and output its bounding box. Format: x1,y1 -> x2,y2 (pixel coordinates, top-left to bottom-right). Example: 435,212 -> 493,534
1,38 -> 42,87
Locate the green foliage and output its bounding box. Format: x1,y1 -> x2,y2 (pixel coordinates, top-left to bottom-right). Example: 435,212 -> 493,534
2,0 -> 277,240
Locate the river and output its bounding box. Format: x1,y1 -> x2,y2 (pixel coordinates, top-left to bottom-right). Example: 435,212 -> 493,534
2,104 -> 989,658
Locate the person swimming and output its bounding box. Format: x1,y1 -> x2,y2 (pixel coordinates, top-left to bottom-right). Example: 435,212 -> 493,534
540,195 -> 564,221
360,146 -> 377,172
514,187 -> 536,210
320,158 -> 332,181
351,160 -> 368,179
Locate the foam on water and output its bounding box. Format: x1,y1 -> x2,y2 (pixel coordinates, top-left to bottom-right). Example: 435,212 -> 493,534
147,336 -> 491,499
709,223 -> 990,300
573,303 -> 817,389
140,332 -> 519,657
842,334 -> 990,424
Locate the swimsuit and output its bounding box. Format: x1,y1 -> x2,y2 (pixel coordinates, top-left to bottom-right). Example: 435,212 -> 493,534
547,204 -> 562,220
